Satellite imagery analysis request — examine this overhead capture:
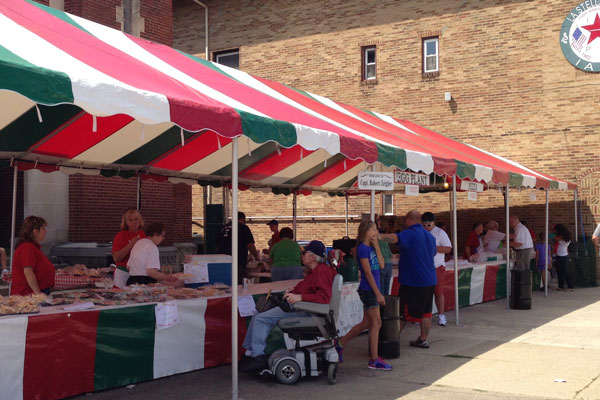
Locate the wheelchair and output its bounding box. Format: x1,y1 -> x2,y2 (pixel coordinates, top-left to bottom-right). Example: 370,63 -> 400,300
259,274 -> 343,385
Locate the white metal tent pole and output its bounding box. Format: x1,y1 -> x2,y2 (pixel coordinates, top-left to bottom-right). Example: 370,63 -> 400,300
505,185 -> 510,309
292,191 -> 297,241
231,137 -> 239,400
451,175 -> 459,325
545,189 -> 549,297
574,189 -> 578,241
345,193 -> 349,237
370,190 -> 375,222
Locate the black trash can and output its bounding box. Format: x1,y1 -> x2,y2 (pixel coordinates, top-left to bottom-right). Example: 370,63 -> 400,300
378,295 -> 400,359
510,269 -> 532,310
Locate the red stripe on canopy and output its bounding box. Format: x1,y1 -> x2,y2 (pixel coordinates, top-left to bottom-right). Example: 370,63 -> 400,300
335,102 -> 512,180
2,0 -> 241,134
398,120 -> 552,185
128,38 -> 373,141
152,131 -> 232,170
252,77 -> 380,162
302,158 -> 363,187
240,145 -> 315,181
34,113 -> 133,159
23,311 -> 99,400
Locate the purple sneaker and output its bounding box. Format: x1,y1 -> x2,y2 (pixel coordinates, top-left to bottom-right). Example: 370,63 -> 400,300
368,357 -> 392,371
334,340 -> 344,363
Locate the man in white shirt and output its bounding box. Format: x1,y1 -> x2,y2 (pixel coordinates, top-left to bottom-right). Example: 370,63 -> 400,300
422,212 -> 452,326
509,215 -> 534,271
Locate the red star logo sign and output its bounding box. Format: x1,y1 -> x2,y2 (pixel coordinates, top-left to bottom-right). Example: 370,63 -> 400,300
582,13 -> 600,44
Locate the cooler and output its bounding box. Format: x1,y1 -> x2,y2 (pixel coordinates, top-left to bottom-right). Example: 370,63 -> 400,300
183,254 -> 233,287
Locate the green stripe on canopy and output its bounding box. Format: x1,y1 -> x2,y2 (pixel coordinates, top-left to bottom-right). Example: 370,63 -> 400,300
549,181 -> 559,190
376,143 -> 407,169
94,305 -> 156,391
100,169 -> 137,179
508,172 -> 523,187
237,110 -> 297,148
211,141 -> 280,177
0,104 -> 81,151
0,45 -> 73,105
454,160 -> 476,180
25,0 -> 92,34
115,126 -> 198,165
283,154 -> 345,186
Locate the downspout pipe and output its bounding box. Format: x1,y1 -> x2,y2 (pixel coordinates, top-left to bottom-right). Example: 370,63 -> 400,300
192,0 -> 209,60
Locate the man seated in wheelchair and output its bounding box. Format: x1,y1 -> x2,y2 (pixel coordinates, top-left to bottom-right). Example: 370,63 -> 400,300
240,240 -> 337,372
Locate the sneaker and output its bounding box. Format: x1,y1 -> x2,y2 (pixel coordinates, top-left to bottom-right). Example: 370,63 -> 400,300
334,339 -> 344,363
438,314 -> 447,326
367,357 -> 392,371
409,337 -> 430,349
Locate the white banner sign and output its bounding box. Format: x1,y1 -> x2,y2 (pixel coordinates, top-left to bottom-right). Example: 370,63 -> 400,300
460,180 -> 484,192
394,170 -> 430,186
358,171 -> 394,191
467,191 -> 478,201
405,184 -> 420,196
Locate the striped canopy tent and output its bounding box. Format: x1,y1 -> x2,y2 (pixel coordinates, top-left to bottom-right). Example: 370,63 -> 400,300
0,0 -> 575,194
0,1 -> 578,399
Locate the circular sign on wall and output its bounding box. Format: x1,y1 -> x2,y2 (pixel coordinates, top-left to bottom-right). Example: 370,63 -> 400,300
560,1 -> 600,72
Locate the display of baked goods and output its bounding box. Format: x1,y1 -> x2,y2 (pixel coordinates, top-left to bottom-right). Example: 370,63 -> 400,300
0,294 -> 46,315
56,264 -> 105,277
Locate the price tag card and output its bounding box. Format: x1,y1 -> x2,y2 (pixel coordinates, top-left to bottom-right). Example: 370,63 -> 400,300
530,191 -> 536,201
405,184 -> 419,196
155,300 -> 180,330
183,262 -> 209,284
467,191 -> 477,201
238,295 -> 257,317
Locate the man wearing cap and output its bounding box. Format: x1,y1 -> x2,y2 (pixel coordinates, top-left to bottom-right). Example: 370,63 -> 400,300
421,212 -> 452,326
266,219 -> 281,249
380,210 -> 436,349
240,240 -> 337,371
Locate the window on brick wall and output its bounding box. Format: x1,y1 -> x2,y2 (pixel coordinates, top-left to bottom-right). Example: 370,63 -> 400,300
423,37 -> 439,74
214,49 -> 239,69
383,194 -> 393,215
361,46 -> 376,81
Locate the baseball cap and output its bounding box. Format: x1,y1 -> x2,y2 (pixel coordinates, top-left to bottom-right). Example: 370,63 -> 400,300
266,219 -> 279,225
304,240 -> 326,258
422,212 -> 435,222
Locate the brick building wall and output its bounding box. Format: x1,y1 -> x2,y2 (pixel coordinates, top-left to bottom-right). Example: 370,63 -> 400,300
69,175 -> 191,244
176,0 -> 597,253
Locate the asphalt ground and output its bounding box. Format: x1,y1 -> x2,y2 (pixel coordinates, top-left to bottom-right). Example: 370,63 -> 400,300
71,284 -> 600,400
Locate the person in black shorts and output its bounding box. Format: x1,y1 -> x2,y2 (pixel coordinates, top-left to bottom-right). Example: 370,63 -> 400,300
380,210 -> 437,349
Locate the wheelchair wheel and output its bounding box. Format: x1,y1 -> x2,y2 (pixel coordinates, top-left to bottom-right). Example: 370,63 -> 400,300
275,359 -> 301,385
327,363 -> 338,385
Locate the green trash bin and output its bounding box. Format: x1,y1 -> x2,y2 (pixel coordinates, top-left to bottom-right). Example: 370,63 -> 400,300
339,255 -> 359,282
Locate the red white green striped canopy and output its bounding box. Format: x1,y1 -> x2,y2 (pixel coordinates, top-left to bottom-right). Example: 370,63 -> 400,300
0,0 -> 574,193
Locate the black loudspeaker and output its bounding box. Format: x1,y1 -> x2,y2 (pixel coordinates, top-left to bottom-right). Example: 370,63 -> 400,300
205,204 -> 224,254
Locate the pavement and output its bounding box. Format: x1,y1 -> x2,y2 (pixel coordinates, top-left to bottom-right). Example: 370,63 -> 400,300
71,285 -> 600,400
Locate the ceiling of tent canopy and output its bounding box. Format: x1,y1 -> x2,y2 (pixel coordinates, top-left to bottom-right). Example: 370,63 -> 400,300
0,0 -> 575,194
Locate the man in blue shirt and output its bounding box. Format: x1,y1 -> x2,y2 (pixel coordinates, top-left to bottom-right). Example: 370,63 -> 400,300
380,210 -> 436,349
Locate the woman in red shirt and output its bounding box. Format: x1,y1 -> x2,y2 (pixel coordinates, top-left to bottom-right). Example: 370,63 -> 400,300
11,216 -> 55,295
464,222 -> 484,260
112,209 -> 146,271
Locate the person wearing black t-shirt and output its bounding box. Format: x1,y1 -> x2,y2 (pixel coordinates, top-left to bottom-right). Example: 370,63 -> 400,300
217,212 -> 260,284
